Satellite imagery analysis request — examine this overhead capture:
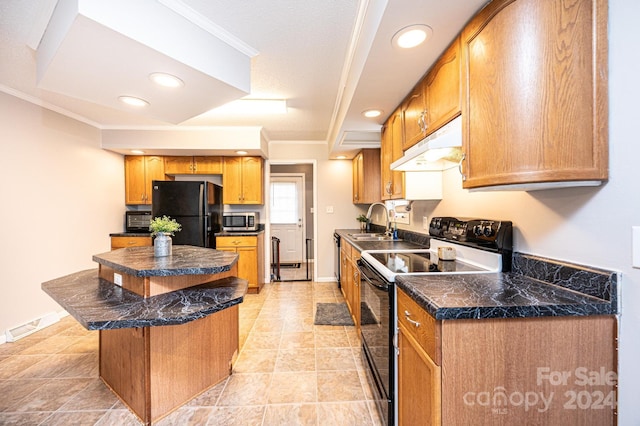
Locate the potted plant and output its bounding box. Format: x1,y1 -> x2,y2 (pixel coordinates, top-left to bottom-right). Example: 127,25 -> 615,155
357,214 -> 369,232
149,215 -> 182,257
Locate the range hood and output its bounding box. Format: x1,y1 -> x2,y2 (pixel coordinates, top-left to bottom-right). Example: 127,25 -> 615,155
391,115 -> 463,171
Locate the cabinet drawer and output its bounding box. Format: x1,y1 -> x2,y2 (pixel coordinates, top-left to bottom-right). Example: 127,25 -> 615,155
111,236 -> 152,250
216,236 -> 256,247
397,288 -> 441,365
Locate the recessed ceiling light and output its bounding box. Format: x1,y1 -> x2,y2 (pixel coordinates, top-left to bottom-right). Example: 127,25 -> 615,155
149,72 -> 184,88
362,109 -> 382,118
130,150 -> 145,155
336,155 -> 347,160
118,96 -> 149,107
236,150 -> 248,155
392,24 -> 433,49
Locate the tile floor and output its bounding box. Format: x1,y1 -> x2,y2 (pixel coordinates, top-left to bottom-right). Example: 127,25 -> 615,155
0,280 -> 382,425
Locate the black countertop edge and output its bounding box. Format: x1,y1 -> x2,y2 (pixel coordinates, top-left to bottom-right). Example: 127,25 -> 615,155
396,271 -> 615,320
42,269 -> 248,330
215,229 -> 265,237
109,232 -> 151,237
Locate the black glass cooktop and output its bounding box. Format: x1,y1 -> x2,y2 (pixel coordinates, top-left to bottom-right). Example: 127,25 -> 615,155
369,251 -> 487,274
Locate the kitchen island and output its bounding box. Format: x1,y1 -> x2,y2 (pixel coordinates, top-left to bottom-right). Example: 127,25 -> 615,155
42,246 -> 247,425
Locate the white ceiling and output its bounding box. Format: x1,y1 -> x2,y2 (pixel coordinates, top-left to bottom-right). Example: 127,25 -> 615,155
0,0 -> 488,158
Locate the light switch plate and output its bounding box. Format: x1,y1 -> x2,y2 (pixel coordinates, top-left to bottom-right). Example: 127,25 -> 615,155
114,273 -> 122,286
326,206 -> 334,214
633,227 -> 640,268
423,217 -> 429,230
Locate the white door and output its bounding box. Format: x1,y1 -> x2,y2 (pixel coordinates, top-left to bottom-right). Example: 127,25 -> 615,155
270,174 -> 305,264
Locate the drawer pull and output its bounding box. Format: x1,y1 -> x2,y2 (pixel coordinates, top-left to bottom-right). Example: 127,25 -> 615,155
404,310 -> 421,327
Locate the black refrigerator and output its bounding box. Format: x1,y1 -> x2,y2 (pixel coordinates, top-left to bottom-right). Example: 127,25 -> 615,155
151,181 -> 222,248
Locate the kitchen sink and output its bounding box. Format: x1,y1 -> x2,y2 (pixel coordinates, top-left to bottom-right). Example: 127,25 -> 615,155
347,233 -> 401,241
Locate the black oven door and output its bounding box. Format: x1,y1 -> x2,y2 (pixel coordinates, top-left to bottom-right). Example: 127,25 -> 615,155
358,258 -> 394,425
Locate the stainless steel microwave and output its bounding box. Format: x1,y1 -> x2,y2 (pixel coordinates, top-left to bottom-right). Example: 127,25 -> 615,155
126,211 -> 152,232
222,212 -> 260,232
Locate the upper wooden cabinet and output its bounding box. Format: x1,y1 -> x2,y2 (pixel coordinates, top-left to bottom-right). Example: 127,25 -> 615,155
381,108 -> 405,200
222,156 -> 264,204
461,0 -> 608,189
425,36 -> 461,135
353,149 -> 381,204
402,37 -> 462,152
124,156 -> 168,205
164,156 -> 222,175
402,83 -> 427,151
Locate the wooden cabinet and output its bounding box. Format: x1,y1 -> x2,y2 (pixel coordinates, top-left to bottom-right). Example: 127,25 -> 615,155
397,288 -> 441,425
216,234 -> 264,293
223,157 -> 264,204
396,288 -> 617,425
401,37 -> 461,152
402,83 -> 427,151
124,156 -> 168,205
425,36 -> 461,135
110,235 -> 152,250
353,149 -> 381,204
460,0 -> 608,189
164,156 -> 222,175
381,109 -> 405,200
340,240 -> 361,334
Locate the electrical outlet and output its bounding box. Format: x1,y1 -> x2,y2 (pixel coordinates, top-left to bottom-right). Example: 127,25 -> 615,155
423,216 -> 429,230
326,206 -> 334,214
114,273 -> 122,286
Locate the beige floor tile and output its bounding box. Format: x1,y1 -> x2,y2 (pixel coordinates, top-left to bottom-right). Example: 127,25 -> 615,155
315,329 -> 351,348
316,347 -> 357,371
233,349 -> 278,373
57,378 -> 119,411
9,377 -> 92,412
205,406 -> 265,426
155,406 -> 214,426
316,401 -> 374,425
279,331 -> 315,350
217,372 -> 272,406
275,348 -> 316,372
58,334 -> 99,353
267,371 -> 317,404
94,409 -> 142,426
39,410 -> 107,426
263,403 -> 317,425
317,370 -> 365,402
242,331 -> 282,351
0,354 -> 49,379
18,335 -> 83,355
0,378 -> 49,411
0,411 -> 53,425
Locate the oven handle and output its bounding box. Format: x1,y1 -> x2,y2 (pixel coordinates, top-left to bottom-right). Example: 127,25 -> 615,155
357,260 -> 388,290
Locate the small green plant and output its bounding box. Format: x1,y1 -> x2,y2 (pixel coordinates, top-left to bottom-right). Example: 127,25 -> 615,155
356,214 -> 368,223
149,216 -> 182,237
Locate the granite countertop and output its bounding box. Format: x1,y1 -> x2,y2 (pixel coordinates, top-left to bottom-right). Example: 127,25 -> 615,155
109,232 -> 151,237
42,269 -> 248,330
93,246 -> 238,277
396,272 -> 614,320
335,228 -> 618,320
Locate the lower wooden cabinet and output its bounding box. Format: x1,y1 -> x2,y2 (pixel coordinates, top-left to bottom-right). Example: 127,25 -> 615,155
216,234 -> 264,293
110,235 -> 152,250
340,241 -> 360,334
396,288 -> 618,425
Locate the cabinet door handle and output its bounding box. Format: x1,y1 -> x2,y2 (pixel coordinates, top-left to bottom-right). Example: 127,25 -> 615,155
404,310 -> 421,327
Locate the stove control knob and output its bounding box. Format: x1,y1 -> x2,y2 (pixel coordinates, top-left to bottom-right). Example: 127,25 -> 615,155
483,226 -> 495,237
473,225 -> 483,236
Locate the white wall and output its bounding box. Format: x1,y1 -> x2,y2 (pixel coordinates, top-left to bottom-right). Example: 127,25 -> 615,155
0,92 -> 124,336
394,1 -> 640,422
268,142 -> 365,281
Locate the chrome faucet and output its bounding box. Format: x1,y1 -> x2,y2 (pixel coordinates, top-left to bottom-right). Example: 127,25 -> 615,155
366,202 -> 391,236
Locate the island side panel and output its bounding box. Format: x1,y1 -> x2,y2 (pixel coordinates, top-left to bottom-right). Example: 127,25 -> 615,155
149,304 -> 239,422
441,316 -> 617,425
98,264 -> 238,297
99,327 -> 150,423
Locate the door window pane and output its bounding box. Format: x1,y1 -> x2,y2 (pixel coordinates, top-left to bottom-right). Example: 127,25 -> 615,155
270,182 -> 297,224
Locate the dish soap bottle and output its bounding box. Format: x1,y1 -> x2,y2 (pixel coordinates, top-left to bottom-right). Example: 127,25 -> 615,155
392,222 -> 398,240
